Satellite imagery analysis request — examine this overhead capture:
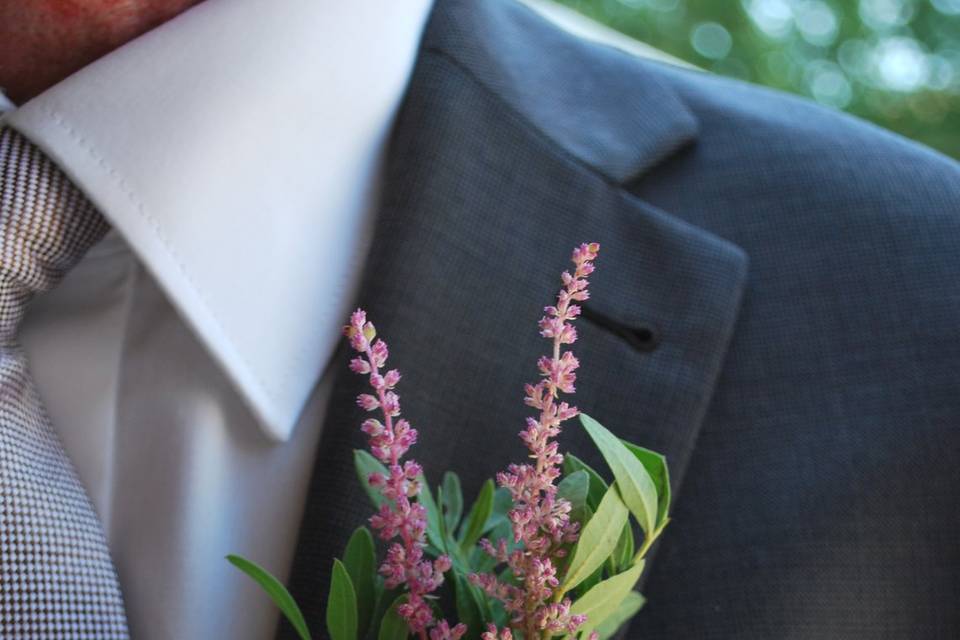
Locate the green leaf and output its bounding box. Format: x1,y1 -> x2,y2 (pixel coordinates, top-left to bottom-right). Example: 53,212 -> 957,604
459,479 -> 495,552
416,474 -> 445,550
579,414 -> 658,536
354,450 -> 388,509
342,528 -> 376,638
482,487 -> 513,534
442,472 -> 464,532
557,470 -> 590,527
378,595 -> 410,640
226,554 -> 311,640
560,484 -> 629,594
431,484 -> 473,574
621,440 -> 671,528
568,503 -> 593,595
327,559 -> 358,640
569,560 -> 646,638
369,583 -> 400,640
454,574 -> 483,640
471,518 -> 514,574
608,521 -> 635,574
563,454 -> 608,511
576,562 -> 604,599
436,485 -> 451,554
594,591 -> 646,640
489,597 -> 509,629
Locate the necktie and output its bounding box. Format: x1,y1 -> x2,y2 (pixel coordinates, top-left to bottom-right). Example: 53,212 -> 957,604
0,126 -> 128,638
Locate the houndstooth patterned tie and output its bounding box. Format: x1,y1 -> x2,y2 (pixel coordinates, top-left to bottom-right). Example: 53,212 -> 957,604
0,126 -> 129,638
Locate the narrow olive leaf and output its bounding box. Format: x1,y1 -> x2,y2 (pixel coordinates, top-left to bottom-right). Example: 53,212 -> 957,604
490,597 -> 509,629
563,453 -> 608,511
369,583 -> 399,640
569,560 -> 645,638
441,472 -> 464,532
378,595 -> 410,640
472,518 -> 514,573
354,450 -> 388,508
557,470 -> 590,526
560,483 -> 629,594
226,555 -> 311,640
594,591 -> 646,640
342,528 -> 376,638
415,474 -> 445,550
470,543 -> 497,575
436,514 -> 476,575
608,521 -> 635,574
566,503 -> 592,581
621,440 -> 671,527
576,563 -> 604,599
454,574 -> 483,640
482,487 -> 513,534
459,479 -> 495,552
327,559 -> 358,640
579,414 -> 658,536
436,485 -> 451,554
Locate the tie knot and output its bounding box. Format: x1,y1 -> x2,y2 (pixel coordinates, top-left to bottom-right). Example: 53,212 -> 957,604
0,126 -> 108,343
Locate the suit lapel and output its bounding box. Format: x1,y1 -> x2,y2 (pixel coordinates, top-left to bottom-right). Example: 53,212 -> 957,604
283,0 -> 748,635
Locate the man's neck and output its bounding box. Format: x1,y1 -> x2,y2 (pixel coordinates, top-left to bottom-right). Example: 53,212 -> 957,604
0,0 -> 205,104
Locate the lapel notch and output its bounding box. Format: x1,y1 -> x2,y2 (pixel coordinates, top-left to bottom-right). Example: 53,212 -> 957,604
423,0 -> 700,184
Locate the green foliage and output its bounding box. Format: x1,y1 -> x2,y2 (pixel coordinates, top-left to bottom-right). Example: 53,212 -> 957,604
454,574 -> 485,640
558,0 -> 960,159
608,518 -> 636,574
233,415 -> 673,639
416,473 -> 446,551
342,528 -> 377,638
569,560 -> 646,638
327,559 -> 358,640
459,479 -> 496,552
442,472 -> 464,531
621,440 -> 671,529
436,484 -> 453,555
594,591 -> 646,640
557,470 -> 591,526
561,484 -> 630,593
486,487 -> 514,532
226,554 -> 311,640
580,414 -> 659,537
378,596 -> 410,640
354,450 -> 388,509
576,561 -> 606,599
563,454 -> 610,511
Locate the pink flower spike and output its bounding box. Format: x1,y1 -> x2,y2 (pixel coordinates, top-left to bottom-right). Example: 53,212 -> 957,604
349,357 -> 371,374
475,244 -> 599,638
383,369 -> 401,388
356,394 -> 379,411
430,621 -> 468,640
343,309 -> 448,637
361,418 -> 384,436
350,309 -> 367,328
370,340 -> 389,368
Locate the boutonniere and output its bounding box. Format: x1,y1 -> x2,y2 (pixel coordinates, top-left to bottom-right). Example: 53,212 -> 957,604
229,243 -> 671,640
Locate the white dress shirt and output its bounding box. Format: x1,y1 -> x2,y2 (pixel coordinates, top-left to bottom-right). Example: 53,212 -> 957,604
1,0 -> 434,637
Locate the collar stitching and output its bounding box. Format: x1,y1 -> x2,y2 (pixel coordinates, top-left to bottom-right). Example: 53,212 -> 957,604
38,105 -> 281,405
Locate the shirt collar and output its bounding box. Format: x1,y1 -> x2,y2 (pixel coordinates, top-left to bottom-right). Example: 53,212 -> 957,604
5,0 -> 434,441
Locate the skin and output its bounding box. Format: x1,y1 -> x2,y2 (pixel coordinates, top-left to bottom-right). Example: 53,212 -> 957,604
0,0 -> 205,104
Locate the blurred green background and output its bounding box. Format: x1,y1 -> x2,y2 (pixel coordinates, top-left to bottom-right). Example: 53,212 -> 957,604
555,0 -> 960,158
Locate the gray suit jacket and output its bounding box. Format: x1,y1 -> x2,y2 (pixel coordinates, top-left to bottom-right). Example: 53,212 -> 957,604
285,0 -> 960,637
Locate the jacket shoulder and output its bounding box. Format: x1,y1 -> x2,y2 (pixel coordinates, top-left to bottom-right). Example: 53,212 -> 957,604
645,61 -> 960,213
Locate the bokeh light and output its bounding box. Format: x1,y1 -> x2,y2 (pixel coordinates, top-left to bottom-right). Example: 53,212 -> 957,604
556,0 -> 960,158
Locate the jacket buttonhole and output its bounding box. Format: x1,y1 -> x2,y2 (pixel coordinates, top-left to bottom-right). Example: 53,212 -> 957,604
626,325 -> 660,352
